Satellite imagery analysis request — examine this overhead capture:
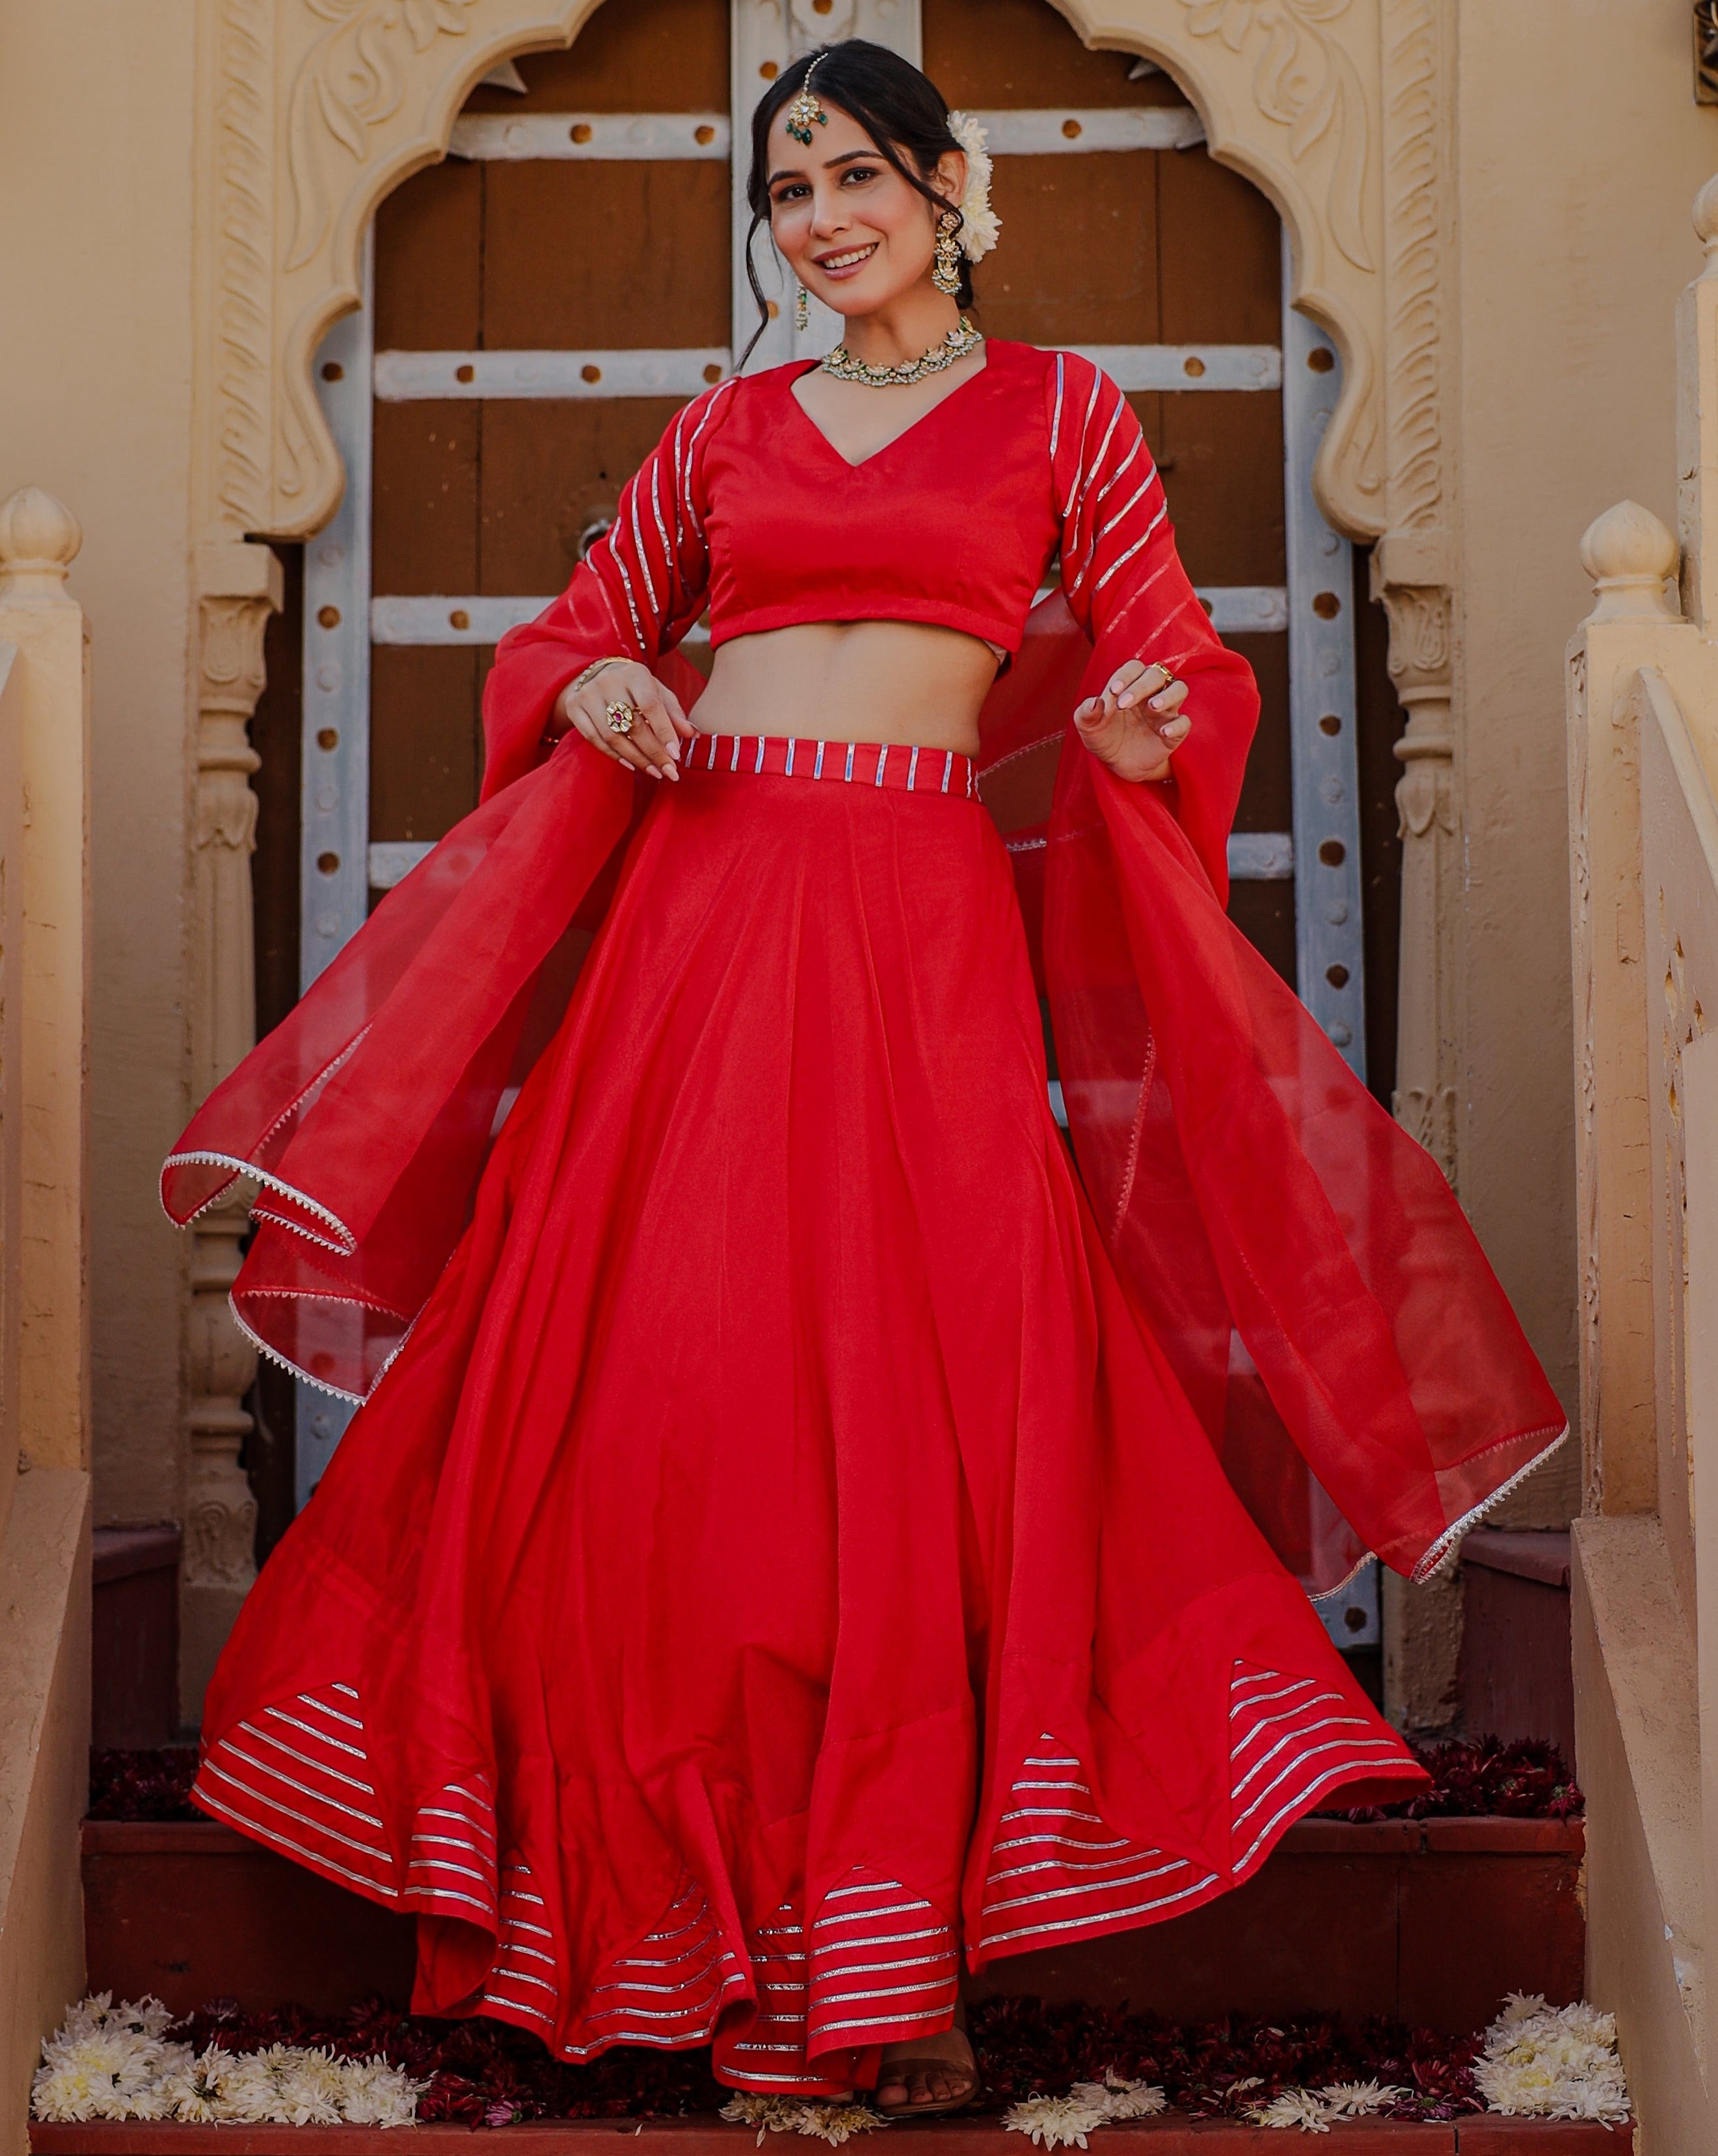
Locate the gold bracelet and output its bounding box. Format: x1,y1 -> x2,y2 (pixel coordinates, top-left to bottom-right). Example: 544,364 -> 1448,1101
574,657 -> 626,691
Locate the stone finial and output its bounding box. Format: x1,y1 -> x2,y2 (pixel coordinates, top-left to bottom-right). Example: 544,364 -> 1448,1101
1579,499 -> 1680,622
0,486 -> 82,604
1695,172 -> 1718,258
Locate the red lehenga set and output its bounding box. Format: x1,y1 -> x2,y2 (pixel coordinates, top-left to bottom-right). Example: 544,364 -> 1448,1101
163,342 -> 1566,2096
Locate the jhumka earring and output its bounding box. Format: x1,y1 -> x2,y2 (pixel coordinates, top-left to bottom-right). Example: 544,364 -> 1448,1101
932,211 -> 961,297
796,283 -> 810,332
784,58 -> 829,148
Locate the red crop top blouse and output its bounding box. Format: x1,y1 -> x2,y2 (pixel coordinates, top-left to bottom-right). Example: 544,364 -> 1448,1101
481,338 -> 1237,799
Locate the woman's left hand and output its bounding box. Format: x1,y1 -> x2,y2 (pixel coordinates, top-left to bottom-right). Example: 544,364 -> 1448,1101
1074,661 -> 1190,783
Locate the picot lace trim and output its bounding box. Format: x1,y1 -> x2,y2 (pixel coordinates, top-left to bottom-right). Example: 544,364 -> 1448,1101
224,1292 -> 419,1406
1410,1424 -> 1571,1584
161,1147 -> 356,1254
159,1030 -> 373,1236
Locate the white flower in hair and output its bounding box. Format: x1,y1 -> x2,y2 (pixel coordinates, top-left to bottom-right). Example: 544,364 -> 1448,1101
948,111 -> 1000,261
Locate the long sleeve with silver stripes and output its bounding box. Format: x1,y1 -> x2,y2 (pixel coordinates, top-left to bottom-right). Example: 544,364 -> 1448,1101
1046,352 -> 1259,893
481,379 -> 737,799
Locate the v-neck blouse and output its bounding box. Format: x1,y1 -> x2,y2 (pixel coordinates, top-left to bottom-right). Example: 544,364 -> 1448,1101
700,340 -> 1058,658
480,337 -> 1229,793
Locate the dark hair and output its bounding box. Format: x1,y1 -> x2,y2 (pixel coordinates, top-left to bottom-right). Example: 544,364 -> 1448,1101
741,40 -> 972,366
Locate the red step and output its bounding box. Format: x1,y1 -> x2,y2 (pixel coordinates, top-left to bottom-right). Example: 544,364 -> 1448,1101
83,1817 -> 1585,2036
27,2116 -> 1633,2154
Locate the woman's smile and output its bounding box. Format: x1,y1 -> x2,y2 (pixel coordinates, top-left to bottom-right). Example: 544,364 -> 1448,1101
813,242 -> 879,276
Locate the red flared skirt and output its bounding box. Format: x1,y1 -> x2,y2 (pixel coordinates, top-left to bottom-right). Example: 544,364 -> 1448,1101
196,734 -> 1423,2094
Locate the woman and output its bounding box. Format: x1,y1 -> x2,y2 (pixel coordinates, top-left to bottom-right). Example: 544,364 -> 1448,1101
163,42 -> 1566,2116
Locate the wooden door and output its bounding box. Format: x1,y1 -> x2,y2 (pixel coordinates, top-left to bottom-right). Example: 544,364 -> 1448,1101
260,0 -> 1404,1662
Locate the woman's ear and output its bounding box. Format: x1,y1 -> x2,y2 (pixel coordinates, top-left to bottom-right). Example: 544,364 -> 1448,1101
930,147 -> 967,210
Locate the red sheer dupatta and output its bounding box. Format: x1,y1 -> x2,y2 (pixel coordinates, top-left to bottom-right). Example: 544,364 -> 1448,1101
1018,354 -> 1566,1589
161,742 -> 638,1398
987,602 -> 1566,1593
161,360 -> 1566,1591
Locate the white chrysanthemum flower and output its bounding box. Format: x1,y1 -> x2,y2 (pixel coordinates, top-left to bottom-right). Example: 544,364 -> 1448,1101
722,2093 -> 809,2144
57,1993 -> 116,2042
120,2078 -> 178,2122
62,2034 -> 144,2082
196,2052 -> 252,2122
31,2064 -> 107,2123
1243,2087 -> 1334,2132
793,2102 -> 888,2145
1068,2074 -> 1167,2122
338,2053 -> 427,2127
118,1999 -> 177,2043
1494,1991 -> 1555,2029
250,2043 -> 344,2126
159,2052 -> 222,2121
221,2047 -> 297,2123
722,2092 -> 790,2131
1001,2093 -> 1110,2148
718,2094 -> 885,2146
1474,1997 -> 1630,2123
946,111 -> 1000,261
1317,2081 -> 1406,2118
33,2001 -> 425,2131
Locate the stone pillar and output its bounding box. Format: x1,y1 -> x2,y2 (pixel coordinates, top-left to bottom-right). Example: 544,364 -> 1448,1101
180,540 -> 280,1719
1373,541 -> 1464,1735
1373,564 -> 1458,1182
0,488 -> 92,1487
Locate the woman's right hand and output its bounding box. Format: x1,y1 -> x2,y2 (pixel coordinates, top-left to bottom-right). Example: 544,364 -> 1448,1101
552,659 -> 691,782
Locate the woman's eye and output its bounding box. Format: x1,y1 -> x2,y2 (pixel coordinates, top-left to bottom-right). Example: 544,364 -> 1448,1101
772,182 -> 810,206
841,165 -> 880,185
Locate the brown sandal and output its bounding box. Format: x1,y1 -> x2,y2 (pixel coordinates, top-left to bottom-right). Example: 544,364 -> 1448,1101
874,2008 -> 978,2118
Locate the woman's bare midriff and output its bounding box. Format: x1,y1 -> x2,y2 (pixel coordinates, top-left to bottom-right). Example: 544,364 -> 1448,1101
689,619 -> 998,755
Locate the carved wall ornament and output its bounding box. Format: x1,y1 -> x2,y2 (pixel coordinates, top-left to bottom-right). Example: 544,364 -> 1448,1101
1380,0 -> 1442,533
213,0 -> 273,535
1376,579 -> 1451,689
195,593 -> 269,876
185,1485 -> 260,1590
1179,0 -> 1374,273
1697,0 -> 1718,106
288,0 -> 481,271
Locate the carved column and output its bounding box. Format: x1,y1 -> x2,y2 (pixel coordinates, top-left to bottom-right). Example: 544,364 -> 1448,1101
1375,565 -> 1462,1735
181,540 -> 280,1717
1374,563 -> 1458,1179
1375,0 -> 1464,1733
1377,0 -> 1460,1188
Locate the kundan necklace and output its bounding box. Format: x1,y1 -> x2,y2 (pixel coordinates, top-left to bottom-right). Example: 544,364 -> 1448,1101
820,317 -> 983,388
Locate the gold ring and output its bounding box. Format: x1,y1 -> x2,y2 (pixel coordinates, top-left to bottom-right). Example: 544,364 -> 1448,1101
1153,669 -> 1183,699
604,698 -> 641,738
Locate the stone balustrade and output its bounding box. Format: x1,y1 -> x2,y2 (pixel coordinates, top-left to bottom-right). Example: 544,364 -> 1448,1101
0,484 -> 94,2149
1565,174 -> 1718,2148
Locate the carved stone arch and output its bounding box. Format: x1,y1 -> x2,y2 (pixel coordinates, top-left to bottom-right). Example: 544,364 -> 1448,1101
205,1 -> 613,552
204,0 -> 1446,555
1049,1 -> 1388,542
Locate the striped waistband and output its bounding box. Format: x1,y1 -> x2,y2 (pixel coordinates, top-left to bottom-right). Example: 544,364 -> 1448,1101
684,732 -> 978,800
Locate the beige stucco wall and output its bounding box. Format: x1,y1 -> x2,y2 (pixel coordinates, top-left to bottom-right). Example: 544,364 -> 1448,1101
1454,0 -> 1718,1479
0,0 -> 195,1532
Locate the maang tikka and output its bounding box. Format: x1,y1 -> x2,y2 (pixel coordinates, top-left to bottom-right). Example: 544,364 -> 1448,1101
784,56 -> 829,148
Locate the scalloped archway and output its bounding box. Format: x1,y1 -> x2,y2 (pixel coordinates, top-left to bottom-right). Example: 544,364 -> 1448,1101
200,0 -> 1445,553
